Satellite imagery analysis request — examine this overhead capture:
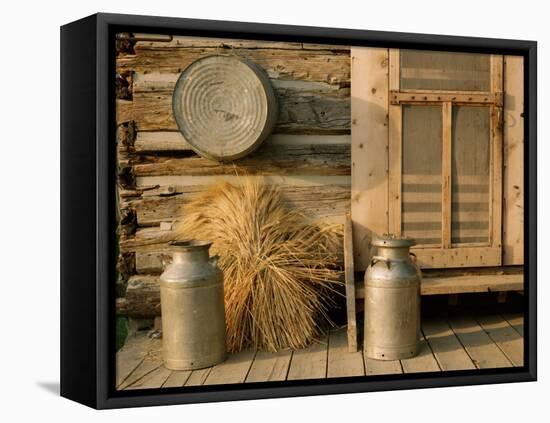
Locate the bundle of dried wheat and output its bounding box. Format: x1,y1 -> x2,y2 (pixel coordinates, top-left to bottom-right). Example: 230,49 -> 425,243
174,177 -> 343,352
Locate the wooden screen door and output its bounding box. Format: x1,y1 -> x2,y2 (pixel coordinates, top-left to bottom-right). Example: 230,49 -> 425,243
351,48 -> 504,270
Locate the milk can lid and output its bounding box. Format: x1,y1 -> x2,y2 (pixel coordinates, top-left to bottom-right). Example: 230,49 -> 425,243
371,234 -> 416,248
169,240 -> 213,251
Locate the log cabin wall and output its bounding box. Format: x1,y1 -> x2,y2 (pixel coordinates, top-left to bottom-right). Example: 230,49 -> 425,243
115,34 -> 351,318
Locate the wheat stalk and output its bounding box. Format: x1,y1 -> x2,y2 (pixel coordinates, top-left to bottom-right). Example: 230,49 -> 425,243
174,177 -> 343,352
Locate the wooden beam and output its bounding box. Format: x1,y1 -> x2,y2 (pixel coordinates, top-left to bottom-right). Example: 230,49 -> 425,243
502,55 -> 524,265
117,45 -> 350,85
343,213 -> 358,352
134,132 -> 350,153
442,101 -> 452,249
124,88 -> 350,133
390,91 -> 502,106
388,108 -> 402,235
411,246 -> 501,268
490,55 -> 504,257
351,47 -> 389,271
127,182 -> 351,227
356,272 -> 523,299
131,144 -> 350,177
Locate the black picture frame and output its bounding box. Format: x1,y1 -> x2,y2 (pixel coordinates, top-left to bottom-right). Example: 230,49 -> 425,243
60,12 -> 537,409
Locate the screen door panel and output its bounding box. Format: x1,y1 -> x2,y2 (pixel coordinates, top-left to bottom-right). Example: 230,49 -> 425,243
451,105 -> 491,245
400,50 -> 491,92
401,105 -> 442,246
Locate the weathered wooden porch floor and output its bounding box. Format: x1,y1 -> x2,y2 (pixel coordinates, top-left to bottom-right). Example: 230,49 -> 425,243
116,313 -> 524,390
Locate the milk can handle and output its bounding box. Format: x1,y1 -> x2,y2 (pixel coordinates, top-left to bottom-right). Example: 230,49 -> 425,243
409,252 -> 417,263
371,255 -> 392,269
160,253 -> 173,268
209,255 -> 220,268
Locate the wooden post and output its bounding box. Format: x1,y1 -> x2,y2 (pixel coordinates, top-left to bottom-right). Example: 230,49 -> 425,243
388,49 -> 402,236
502,55 -> 524,265
490,55 -> 504,256
344,213 -> 358,352
351,47 -> 389,271
441,102 -> 452,249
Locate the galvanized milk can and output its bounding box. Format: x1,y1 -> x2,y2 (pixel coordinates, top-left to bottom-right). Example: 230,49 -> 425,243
364,235 -> 421,360
160,240 -> 227,370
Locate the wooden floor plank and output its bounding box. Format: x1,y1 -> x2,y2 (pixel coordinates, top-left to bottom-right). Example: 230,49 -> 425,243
501,313 -> 524,336
126,365 -> 172,390
287,335 -> 329,380
400,334 -> 440,373
116,313 -> 518,387
116,335 -> 153,388
162,370 -> 192,387
245,350 -> 292,383
185,368 -> 212,386
327,327 -> 365,378
364,356 -> 403,375
119,360 -> 162,390
203,350 -> 256,385
476,314 -> 524,366
423,319 -> 476,371
448,316 -> 513,369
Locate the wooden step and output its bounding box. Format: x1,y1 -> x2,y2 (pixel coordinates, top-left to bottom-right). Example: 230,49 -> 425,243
355,272 -> 523,298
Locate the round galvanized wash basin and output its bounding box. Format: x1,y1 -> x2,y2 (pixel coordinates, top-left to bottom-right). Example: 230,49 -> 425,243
172,55 -> 278,161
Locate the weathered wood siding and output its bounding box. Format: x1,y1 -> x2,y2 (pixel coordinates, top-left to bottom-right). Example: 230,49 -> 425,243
350,47 -> 524,271
116,35 -> 351,316
503,55 -> 524,265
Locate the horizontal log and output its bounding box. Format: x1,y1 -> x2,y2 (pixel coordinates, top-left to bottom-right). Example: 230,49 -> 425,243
131,143 -> 351,177
117,88 -> 350,133
132,72 -> 344,94
117,47 -> 350,85
119,275 -> 161,317
134,132 -> 350,153
135,175 -> 351,192
119,227 -> 176,251
136,251 -> 169,275
125,183 -> 350,226
133,36 -> 350,52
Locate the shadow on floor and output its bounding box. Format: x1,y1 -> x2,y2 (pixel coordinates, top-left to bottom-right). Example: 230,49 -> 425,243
36,381 -> 60,396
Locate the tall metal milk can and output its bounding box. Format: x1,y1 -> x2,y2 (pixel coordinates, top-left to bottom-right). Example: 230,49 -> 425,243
160,240 -> 227,370
364,235 -> 421,360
